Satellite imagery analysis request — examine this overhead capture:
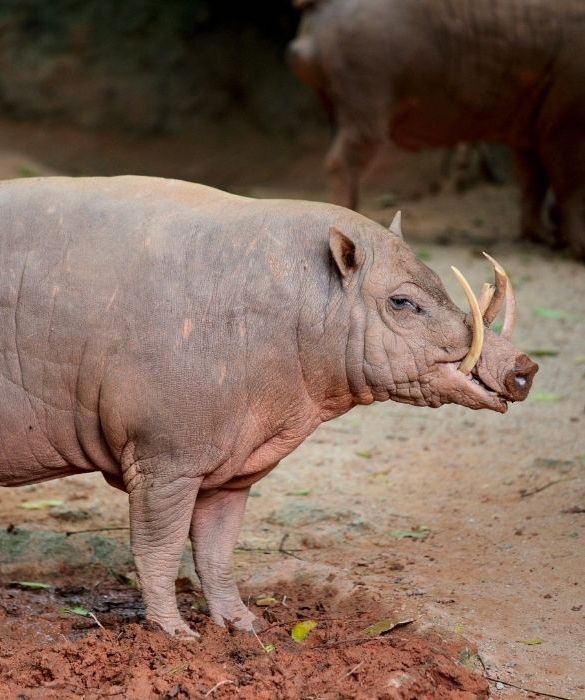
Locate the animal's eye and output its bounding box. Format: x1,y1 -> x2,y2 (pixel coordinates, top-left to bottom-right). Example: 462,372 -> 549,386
388,296 -> 422,313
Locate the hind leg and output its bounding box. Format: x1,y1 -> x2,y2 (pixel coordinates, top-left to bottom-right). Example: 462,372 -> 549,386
190,487 -> 255,630
325,125 -> 384,210
514,148 -> 555,246
542,136 -> 585,259
324,91 -> 388,211
555,190 -> 585,260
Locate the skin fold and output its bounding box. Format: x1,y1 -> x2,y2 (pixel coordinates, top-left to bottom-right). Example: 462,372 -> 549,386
0,176 -> 537,637
289,0 -> 585,259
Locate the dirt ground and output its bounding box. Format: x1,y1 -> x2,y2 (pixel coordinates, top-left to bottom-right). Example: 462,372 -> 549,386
0,118 -> 584,699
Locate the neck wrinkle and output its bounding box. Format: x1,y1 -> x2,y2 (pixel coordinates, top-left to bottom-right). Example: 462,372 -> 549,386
296,287 -> 358,422
344,303 -> 376,406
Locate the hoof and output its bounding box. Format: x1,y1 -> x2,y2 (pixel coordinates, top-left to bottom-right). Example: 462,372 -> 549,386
148,616 -> 200,639
211,606 -> 257,632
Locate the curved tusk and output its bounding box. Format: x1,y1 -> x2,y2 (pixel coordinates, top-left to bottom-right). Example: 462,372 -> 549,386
482,252 -> 507,325
451,266 -> 485,374
478,282 -> 495,317
482,252 -> 516,339
501,275 -> 516,340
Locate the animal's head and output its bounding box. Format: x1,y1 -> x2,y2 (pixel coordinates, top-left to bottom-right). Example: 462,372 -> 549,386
330,212 -> 538,412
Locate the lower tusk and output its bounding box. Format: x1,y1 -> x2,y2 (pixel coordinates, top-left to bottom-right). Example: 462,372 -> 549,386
451,266 -> 485,374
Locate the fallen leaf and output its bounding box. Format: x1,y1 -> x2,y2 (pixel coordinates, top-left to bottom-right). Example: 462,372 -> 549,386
363,617 -> 415,637
533,457 -> 574,470
355,450 -> 372,459
168,663 -> 189,675
61,606 -> 91,617
533,307 -> 580,321
291,619 -> 317,642
286,490 -> 311,497
11,581 -> 51,590
518,638 -> 543,645
190,597 -> 209,613
388,528 -> 430,541
264,643 -> 276,654
531,392 -> 562,402
526,349 -> 559,358
255,596 -> 278,607
18,165 -> 39,178
369,471 -> 389,480
19,499 -> 64,510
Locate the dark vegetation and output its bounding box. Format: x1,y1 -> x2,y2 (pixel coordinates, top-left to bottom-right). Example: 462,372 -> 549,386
0,0 -> 318,133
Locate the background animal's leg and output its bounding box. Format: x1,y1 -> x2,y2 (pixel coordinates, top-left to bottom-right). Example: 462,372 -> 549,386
190,487 -> 255,630
542,137 -> 585,259
555,189 -> 585,260
325,125 -> 384,210
514,149 -> 553,245
128,469 -> 202,638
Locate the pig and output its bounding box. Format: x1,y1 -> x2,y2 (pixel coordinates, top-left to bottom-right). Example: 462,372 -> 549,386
0,176 -> 537,637
288,0 -> 585,259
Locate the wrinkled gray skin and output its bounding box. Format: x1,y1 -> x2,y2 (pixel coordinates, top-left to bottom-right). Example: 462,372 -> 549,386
289,0 -> 585,259
0,177 -> 537,637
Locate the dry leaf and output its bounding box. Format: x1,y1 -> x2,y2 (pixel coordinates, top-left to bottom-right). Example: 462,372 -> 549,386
291,619 -> 318,642
363,617 -> 415,637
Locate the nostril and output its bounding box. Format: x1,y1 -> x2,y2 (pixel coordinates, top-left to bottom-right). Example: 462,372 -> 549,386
504,368 -> 535,400
514,374 -> 528,390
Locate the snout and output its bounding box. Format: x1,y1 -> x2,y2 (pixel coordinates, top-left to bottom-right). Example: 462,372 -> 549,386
503,353 -> 538,401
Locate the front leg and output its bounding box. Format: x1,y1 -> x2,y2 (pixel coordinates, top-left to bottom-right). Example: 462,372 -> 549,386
128,464 -> 202,638
190,486 -> 255,630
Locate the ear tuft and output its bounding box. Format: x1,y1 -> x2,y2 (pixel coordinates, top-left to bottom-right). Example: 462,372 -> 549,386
388,210 -> 403,239
329,226 -> 359,278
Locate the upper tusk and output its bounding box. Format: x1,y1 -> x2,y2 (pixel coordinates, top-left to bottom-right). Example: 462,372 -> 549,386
501,274 -> 516,339
482,252 -> 507,325
451,266 -> 485,374
478,282 -> 495,317
482,252 -> 516,339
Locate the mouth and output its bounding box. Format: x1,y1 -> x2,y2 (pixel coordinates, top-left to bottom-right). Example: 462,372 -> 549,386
440,362 -> 509,413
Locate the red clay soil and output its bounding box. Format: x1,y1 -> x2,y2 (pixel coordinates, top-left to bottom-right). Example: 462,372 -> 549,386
0,573 -> 488,700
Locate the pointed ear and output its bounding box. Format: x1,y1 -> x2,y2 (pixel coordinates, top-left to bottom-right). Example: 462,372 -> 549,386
388,210 -> 403,239
329,226 -> 362,279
